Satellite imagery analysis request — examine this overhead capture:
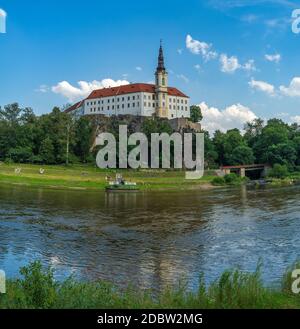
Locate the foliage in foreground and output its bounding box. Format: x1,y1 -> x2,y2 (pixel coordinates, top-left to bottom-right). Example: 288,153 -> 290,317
211,173 -> 248,186
1,261 -> 300,309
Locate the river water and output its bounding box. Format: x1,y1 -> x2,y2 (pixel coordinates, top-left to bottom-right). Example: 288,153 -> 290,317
0,184 -> 299,290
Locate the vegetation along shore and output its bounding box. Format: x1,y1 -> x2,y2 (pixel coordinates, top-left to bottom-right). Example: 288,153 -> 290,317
1,261 -> 300,309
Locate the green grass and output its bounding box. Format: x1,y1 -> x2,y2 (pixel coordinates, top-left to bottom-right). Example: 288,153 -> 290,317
0,163 -> 215,191
1,261 -> 300,309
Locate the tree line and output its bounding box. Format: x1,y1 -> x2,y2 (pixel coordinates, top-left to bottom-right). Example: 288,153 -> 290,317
0,103 -> 299,173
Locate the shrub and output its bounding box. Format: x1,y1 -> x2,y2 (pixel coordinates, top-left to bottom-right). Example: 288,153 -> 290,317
269,164 -> 289,179
212,177 -> 225,186
224,173 -> 240,184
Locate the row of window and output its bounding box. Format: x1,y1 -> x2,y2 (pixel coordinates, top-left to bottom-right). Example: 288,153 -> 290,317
86,95 -> 188,106
89,102 -> 141,112
86,95 -> 140,106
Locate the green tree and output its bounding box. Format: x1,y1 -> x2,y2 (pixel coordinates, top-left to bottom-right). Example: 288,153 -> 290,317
229,145 -> 255,165
39,137 -> 55,164
190,105 -> 203,123
74,117 -> 93,162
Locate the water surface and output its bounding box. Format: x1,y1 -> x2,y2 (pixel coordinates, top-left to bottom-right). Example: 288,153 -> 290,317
0,184 -> 299,290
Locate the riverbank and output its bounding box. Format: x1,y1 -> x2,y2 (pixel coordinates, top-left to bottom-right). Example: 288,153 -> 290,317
1,261 -> 300,309
0,163 -> 216,191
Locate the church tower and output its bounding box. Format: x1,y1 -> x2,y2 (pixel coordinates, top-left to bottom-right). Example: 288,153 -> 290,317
155,41 -> 169,118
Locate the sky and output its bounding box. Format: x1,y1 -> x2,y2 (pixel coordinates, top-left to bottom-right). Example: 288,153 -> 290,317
1,0 -> 300,133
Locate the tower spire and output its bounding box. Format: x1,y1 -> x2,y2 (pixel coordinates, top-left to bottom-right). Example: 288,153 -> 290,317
157,40 -> 165,71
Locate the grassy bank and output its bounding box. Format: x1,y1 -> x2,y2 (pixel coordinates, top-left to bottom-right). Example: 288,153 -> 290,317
0,163 -> 215,191
1,261 -> 300,309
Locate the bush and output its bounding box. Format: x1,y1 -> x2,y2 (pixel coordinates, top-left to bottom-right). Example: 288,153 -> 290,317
1,261 -> 300,309
269,164 -> 289,179
212,177 -> 225,186
224,173 -> 240,184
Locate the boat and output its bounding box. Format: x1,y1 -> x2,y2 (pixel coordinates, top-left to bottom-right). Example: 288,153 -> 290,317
105,174 -> 139,192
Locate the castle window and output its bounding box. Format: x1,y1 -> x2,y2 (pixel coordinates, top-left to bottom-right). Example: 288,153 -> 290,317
148,102 -> 151,107
122,104 -> 124,109
144,102 -> 146,107
152,94 -> 155,100
128,96 -> 130,100
162,77 -> 165,85
117,105 -> 119,109
122,97 -> 125,101
98,101 -> 100,104
117,98 -> 119,102
112,105 -> 114,110
153,103 -> 155,107
133,96 -> 135,100
133,103 -> 135,107
128,103 -> 130,108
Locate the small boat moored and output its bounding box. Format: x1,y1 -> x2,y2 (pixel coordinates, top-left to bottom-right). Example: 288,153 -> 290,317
105,174 -> 139,192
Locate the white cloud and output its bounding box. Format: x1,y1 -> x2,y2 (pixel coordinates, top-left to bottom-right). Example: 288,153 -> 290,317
35,84 -> 49,93
291,115 -> 300,124
186,35 -> 256,73
194,64 -> 202,72
279,77 -> 300,97
219,54 -> 241,73
176,74 -> 189,83
243,59 -> 256,72
135,66 -> 142,71
220,54 -> 256,73
0,8 -> 6,17
186,34 -> 218,61
199,101 -> 257,134
0,8 -> 7,33
249,78 -> 275,96
52,78 -> 130,102
208,0 -> 297,9
241,14 -> 259,23
265,53 -> 281,63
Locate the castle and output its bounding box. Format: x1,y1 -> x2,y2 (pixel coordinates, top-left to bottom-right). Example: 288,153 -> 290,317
66,43 -> 190,120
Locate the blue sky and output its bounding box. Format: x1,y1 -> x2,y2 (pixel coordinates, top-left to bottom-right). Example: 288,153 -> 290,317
1,0 -> 300,132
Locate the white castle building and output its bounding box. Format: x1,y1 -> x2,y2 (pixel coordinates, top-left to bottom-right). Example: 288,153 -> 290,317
66,43 -> 190,119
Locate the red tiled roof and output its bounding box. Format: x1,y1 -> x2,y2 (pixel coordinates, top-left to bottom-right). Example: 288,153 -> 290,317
87,83 -> 189,99
65,83 -> 189,113
64,100 -> 84,113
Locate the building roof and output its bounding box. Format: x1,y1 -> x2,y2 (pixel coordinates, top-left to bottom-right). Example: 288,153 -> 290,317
65,83 -> 189,113
86,83 -> 189,99
64,100 -> 84,113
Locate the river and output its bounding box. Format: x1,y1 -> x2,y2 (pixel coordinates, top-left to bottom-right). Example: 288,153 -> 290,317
0,184 -> 299,290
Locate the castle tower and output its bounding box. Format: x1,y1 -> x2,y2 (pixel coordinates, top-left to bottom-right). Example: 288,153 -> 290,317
155,41 -> 169,118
